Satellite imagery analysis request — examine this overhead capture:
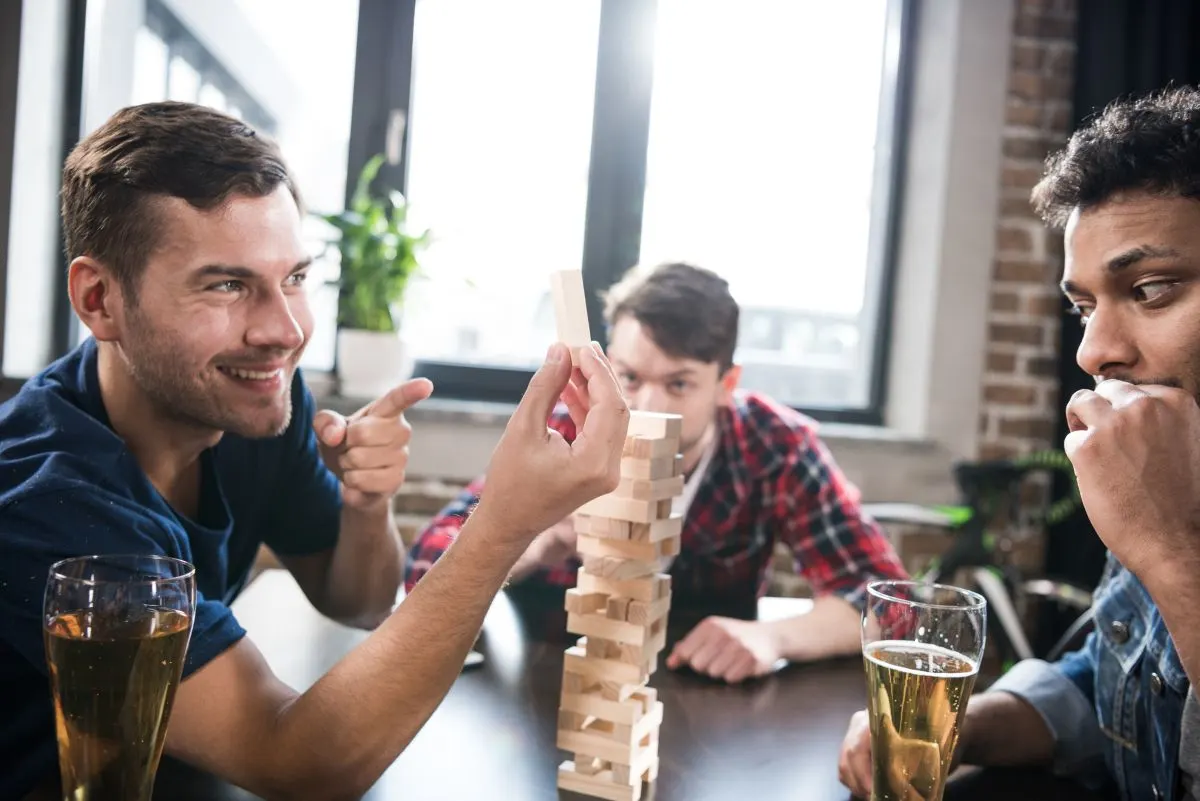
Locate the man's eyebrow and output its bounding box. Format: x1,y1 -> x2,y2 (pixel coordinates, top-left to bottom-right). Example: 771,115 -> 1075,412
192,258 -> 313,281
1104,244 -> 1183,273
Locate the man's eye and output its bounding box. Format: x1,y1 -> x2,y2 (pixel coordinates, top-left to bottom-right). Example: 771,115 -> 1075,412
210,280 -> 244,293
1133,280 -> 1175,304
287,272 -> 309,287
1067,305 -> 1091,326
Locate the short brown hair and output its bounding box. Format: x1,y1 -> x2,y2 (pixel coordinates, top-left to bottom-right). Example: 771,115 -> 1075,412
61,101 -> 300,291
602,262 -> 739,372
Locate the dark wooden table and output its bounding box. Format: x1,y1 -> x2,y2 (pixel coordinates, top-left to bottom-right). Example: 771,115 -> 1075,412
153,572 -> 1110,801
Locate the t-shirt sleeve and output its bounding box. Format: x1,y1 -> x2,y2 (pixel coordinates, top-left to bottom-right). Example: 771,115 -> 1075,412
261,371 -> 343,556
0,488 -> 246,679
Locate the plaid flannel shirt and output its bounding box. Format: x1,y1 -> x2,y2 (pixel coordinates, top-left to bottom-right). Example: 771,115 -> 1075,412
405,390 -> 907,609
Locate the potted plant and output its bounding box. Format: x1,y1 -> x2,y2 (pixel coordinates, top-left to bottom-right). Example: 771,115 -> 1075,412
319,154 -> 430,398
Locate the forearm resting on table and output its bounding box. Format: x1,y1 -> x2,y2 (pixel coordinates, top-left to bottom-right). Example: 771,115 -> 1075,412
767,594 -> 862,662
958,690 -> 1055,767
170,514 -> 525,801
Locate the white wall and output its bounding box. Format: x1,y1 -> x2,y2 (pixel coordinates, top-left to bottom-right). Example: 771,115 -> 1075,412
4,0 -> 70,377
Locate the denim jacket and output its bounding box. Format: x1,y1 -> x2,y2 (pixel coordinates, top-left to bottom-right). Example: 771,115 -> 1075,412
990,553 -> 1197,801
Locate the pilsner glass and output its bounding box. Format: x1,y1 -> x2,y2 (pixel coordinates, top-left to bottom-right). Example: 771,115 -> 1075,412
861,580 -> 987,801
43,555 -> 196,801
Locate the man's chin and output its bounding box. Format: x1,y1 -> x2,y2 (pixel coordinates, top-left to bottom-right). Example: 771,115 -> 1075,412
223,406 -> 293,439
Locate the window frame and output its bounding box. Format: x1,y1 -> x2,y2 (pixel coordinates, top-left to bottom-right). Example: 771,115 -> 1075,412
37,0 -> 916,423
351,0 -> 917,424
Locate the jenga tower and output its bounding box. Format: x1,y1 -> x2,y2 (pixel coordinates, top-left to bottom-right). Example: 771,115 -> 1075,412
555,410 -> 684,801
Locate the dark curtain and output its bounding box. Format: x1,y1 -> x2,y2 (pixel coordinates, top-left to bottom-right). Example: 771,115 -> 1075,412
1045,0 -> 1200,631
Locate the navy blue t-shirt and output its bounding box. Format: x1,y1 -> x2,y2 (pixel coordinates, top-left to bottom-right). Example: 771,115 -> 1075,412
0,338 -> 342,798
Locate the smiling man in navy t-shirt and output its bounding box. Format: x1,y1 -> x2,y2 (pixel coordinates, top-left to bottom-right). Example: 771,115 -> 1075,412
0,101 -> 631,800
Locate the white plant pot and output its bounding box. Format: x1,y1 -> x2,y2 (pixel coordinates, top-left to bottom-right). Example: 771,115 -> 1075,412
336,328 -> 413,399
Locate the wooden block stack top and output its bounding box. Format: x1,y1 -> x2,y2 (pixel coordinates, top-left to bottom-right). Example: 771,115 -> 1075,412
556,410 -> 684,801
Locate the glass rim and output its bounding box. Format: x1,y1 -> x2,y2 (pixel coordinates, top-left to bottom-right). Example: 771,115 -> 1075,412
866,579 -> 987,611
48,554 -> 196,587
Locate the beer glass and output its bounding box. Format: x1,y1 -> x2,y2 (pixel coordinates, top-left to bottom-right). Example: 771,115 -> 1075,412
861,580 -> 987,801
43,555 -> 196,801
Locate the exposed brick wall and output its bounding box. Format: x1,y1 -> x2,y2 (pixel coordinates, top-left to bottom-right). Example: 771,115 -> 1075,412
978,0 -> 1078,460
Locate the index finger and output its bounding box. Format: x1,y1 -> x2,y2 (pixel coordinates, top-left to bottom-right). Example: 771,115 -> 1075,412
1092,378 -> 1148,409
570,344 -> 629,457
359,377 -> 434,418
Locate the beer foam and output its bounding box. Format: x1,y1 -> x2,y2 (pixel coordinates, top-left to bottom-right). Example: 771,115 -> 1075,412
864,640 -> 979,677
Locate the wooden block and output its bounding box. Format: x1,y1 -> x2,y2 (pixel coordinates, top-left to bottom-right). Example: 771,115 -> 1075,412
560,688 -> 648,726
578,514 -> 682,543
550,269 -> 591,363
613,474 -> 685,502
627,411 -> 683,441
564,645 -> 650,684
616,627 -> 667,666
559,709 -> 586,731
623,436 -> 679,460
581,555 -> 658,581
557,762 -> 641,801
574,754 -> 605,776
577,494 -> 673,523
567,611 -> 657,646
575,514 -> 631,540
659,535 -> 681,558
606,596 -> 632,621
577,534 -> 668,564
580,716 -> 634,744
556,702 -> 663,764
577,570 -> 668,603
620,454 -> 683,480
626,593 -> 672,626
585,636 -> 617,659
566,588 -> 609,615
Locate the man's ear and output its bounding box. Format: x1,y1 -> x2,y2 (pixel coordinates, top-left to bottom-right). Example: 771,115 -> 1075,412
68,256 -> 125,342
718,363 -> 741,404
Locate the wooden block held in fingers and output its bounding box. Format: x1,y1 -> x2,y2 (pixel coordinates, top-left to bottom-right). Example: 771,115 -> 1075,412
577,494 -> 673,523
550,269 -> 592,362
620,453 -> 683,480
614,474 -> 685,501
627,411 -> 683,441
623,436 -> 679,459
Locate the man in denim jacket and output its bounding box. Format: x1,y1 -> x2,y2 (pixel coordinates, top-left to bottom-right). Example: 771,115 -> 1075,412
839,86 -> 1200,801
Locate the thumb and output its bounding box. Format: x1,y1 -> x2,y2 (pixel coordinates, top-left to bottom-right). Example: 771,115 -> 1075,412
313,409 -> 349,448
512,343 -> 572,432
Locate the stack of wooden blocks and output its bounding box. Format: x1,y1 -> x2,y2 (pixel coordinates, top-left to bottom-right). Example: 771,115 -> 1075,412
555,410 -> 685,801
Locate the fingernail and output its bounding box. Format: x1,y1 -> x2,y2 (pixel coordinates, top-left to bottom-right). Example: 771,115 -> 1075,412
546,343 -> 565,363
590,341 -> 604,357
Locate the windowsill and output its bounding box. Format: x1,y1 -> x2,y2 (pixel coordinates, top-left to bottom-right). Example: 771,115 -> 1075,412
312,387 -> 936,451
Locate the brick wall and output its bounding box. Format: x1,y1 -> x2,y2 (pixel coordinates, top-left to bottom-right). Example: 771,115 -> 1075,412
978,0 -> 1078,460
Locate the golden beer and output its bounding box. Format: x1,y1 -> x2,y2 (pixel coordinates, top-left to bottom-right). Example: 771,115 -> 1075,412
44,606 -> 191,801
864,640 -> 979,801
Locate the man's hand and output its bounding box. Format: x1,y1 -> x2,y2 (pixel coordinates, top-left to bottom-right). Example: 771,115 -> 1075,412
1064,379 -> 1200,577
665,616 -> 782,683
472,342 -> 629,548
313,378 -> 434,511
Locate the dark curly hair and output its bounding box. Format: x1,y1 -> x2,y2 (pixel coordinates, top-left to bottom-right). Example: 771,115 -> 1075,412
1033,85 -> 1200,228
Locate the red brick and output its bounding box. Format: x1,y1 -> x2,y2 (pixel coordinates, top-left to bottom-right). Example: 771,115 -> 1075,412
1003,165 -> 1044,190
988,352 -> 1018,373
1009,71 -> 1049,102
994,259 -> 1047,283
979,443 -> 1019,460
1004,136 -> 1054,161
986,385 -> 1040,405
990,323 -> 1044,346
1027,356 -> 1059,377
990,289 -> 1021,312
997,225 -> 1035,254
998,416 -> 1056,439
1010,41 -> 1044,72
1046,46 -> 1075,77
1045,104 -> 1072,132
1024,293 -> 1066,316
1006,100 -> 1042,127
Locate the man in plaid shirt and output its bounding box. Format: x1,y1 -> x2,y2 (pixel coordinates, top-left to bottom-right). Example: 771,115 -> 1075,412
407,262 -> 907,683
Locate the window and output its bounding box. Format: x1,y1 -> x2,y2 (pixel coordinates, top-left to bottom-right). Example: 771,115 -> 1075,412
639,0 -> 897,411
402,0 -> 912,421
74,0 -> 359,370
400,0 -> 602,371
32,0 -> 911,421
